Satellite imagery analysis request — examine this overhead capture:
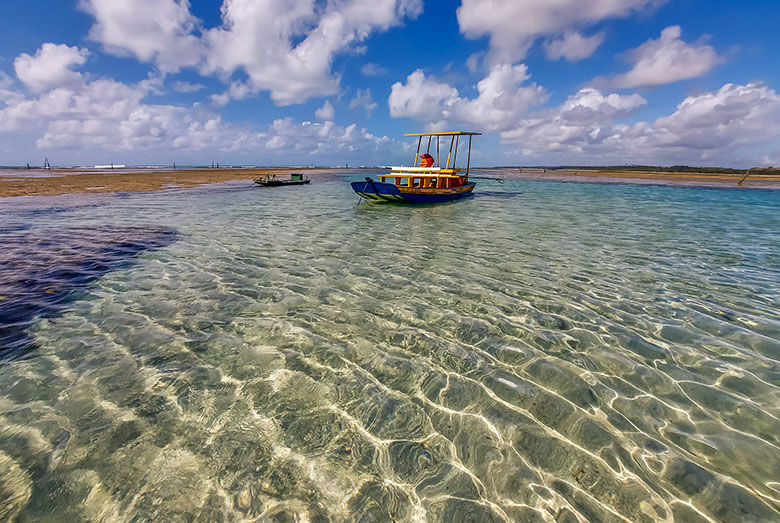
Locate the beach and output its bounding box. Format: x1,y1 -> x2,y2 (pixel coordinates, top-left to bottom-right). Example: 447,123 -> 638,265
1,166 -> 777,198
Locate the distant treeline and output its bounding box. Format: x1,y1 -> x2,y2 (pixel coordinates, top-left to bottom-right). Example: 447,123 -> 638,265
534,165 -> 780,175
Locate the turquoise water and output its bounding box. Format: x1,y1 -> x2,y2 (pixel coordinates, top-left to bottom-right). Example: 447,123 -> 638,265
1,175 -> 778,521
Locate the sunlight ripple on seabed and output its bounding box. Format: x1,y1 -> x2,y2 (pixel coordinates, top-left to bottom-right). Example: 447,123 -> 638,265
0,177 -> 778,521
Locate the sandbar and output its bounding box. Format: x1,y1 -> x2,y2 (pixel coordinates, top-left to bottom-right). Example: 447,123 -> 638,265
0,168 -> 294,198
494,168 -> 780,189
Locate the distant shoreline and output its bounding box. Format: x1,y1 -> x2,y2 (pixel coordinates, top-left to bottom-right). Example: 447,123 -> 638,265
0,167 -> 777,198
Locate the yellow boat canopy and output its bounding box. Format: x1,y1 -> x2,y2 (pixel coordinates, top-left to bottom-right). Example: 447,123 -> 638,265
403,131 -> 482,137
399,130 -> 480,174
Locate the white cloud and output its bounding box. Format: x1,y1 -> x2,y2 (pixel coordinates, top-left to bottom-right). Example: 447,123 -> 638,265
500,88 -> 646,156
228,81 -> 251,100
389,69 -> 459,126
78,0 -> 204,71
210,92 -> 230,107
0,44 -> 397,163
203,0 -> 421,105
646,82 -> 780,151
361,62 -> 389,76
465,52 -> 483,72
14,43 -> 89,92
760,152 -> 780,167
79,0 -> 421,105
389,64 -> 546,131
349,88 -> 377,115
609,26 -> 719,88
457,0 -> 661,63
0,71 -> 24,107
501,83 -> 780,165
210,81 -> 253,107
173,80 -> 205,93
315,100 -> 335,120
0,71 -> 14,90
265,117 -> 378,156
544,31 -> 605,62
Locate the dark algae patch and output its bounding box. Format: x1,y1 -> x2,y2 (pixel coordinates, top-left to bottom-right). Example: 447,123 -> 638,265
0,225 -> 177,359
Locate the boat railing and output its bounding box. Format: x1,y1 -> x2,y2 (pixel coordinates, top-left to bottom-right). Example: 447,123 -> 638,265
390,166 -> 461,175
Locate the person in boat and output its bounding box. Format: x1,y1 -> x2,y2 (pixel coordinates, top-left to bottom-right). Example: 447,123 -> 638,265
420,153 -> 434,168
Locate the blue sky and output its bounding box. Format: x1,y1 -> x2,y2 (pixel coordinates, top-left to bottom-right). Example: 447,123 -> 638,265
1,0 -> 779,167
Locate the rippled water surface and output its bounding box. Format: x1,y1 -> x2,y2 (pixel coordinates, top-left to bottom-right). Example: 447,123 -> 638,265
1,176 -> 779,521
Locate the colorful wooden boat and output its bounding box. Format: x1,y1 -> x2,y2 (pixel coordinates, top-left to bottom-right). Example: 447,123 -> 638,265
254,172 -> 311,187
351,131 -> 481,203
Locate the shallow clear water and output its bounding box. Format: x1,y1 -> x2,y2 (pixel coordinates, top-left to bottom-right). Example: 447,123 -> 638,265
1,175 -> 779,521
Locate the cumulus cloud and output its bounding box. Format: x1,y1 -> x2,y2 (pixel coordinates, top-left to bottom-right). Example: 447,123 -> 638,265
315,100 -> 335,120
265,117 -> 383,156
501,83 -> 780,165
0,71 -> 24,107
389,64 -> 546,131
79,0 -> 204,71
609,26 -> 719,88
204,0 -> 421,105
544,31 -> 605,62
14,43 -> 89,92
0,71 -> 14,90
500,88 -> 646,155
1,43 -> 396,163
361,62 -> 389,76
457,0 -> 661,63
760,152 -> 780,167
79,0 -> 421,105
173,80 -> 205,93
210,92 -> 230,107
389,70 -> 460,126
349,88 -> 377,115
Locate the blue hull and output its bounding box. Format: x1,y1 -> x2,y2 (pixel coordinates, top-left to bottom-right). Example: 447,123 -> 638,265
351,178 -> 475,203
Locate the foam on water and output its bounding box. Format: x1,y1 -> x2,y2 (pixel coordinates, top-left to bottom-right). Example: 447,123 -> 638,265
0,176 -> 778,521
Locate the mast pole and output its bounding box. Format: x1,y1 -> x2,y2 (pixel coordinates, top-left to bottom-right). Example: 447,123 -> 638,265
466,135 -> 472,177
414,136 -> 421,167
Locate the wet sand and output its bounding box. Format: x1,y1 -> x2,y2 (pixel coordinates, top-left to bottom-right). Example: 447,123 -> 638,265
496,168 -> 780,189
0,168 -> 295,197
1,167 -> 777,198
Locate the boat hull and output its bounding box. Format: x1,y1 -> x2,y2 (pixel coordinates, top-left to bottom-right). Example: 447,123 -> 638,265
351,179 -> 475,203
254,179 -> 311,187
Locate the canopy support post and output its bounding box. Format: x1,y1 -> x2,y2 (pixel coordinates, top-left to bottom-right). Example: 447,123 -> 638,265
414,136 -> 421,167
452,135 -> 460,169
466,135 -> 472,176
445,135 -> 455,169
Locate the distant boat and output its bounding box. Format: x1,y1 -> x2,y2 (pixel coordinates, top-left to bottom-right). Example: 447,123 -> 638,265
351,131 -> 481,203
94,164 -> 126,169
253,172 -> 311,187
